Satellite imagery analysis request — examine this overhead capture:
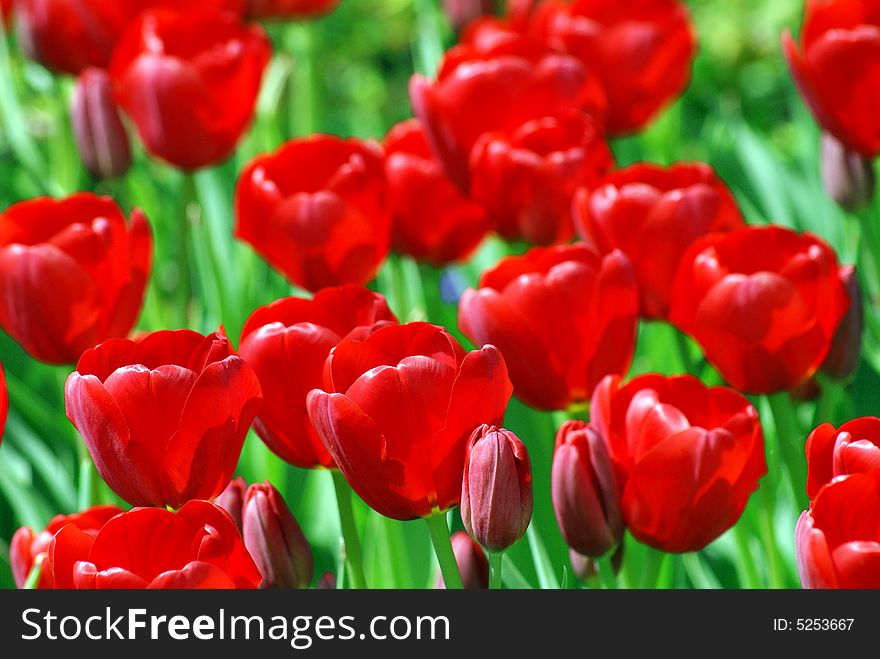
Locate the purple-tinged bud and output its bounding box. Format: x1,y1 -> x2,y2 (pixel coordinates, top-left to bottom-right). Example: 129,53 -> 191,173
569,544 -> 625,583
214,476 -> 247,533
442,0 -> 494,31
243,481 -> 314,589
317,572 -> 337,589
71,67 -> 132,180
821,132 -> 875,213
552,420 -> 623,558
461,424 -> 533,552
436,531 -> 489,589
822,264 -> 863,380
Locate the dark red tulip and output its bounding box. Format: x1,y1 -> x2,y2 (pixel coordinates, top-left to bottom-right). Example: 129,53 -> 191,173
10,505 -> 123,589
821,264 -> 862,380
783,0 -> 880,157
669,226 -> 852,394
214,476 -> 248,532
459,243 -> 638,411
471,111 -> 613,245
246,0 -> 339,19
806,417 -> 880,499
65,328 -> 263,509
530,0 -> 697,135
552,420 -> 622,558
0,193 -> 151,364
384,119 -> 490,266
410,49 -> 605,192
14,0 -> 245,76
109,8 -> 271,170
797,470 -> 880,588
243,482 -> 314,589
235,135 -> 391,292
591,374 -> 766,553
443,0 -> 495,31
48,500 -> 261,589
461,425 -> 533,552
438,531 -> 490,589
307,322 -> 513,520
71,68 -> 132,180
820,132 -> 876,211
573,162 -> 745,319
239,285 -> 397,469
1,0 -> 12,22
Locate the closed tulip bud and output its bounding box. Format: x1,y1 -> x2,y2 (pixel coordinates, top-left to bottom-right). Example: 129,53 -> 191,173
568,544 -> 624,583
552,420 -> 623,558
442,0 -> 494,31
822,265 -> 863,381
437,531 -> 489,589
820,132 -> 876,212
214,477 -> 248,533
71,68 -> 132,180
243,482 -> 314,589
461,424 -> 533,552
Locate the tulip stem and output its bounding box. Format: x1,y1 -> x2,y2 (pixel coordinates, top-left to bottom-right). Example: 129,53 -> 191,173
23,554 -> 44,590
330,470 -> 368,589
489,551 -> 504,589
596,555 -> 618,589
766,393 -> 808,511
425,513 -> 463,589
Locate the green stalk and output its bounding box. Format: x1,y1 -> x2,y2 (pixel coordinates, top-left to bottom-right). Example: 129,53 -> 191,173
23,555 -> 44,590
489,551 -> 504,590
731,521 -> 762,589
526,523 -> 559,589
674,329 -> 698,375
766,392 -> 808,511
330,470 -> 368,589
412,0 -> 447,77
596,555 -> 618,589
286,23 -> 317,137
757,483 -> 785,588
425,513 -> 463,590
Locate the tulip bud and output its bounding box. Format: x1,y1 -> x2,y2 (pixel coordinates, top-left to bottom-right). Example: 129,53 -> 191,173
317,572 -> 337,589
568,544 -> 624,583
437,531 -> 489,589
821,132 -> 876,212
552,420 -> 623,558
460,425 -> 533,552
214,477 -> 248,533
822,265 -> 863,380
242,482 -> 314,589
442,0 -> 494,31
71,68 -> 132,180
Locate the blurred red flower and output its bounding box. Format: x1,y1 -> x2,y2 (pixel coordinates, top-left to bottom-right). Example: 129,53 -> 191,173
109,7 -> 271,170
246,0 -> 339,19
783,0 -> 880,157
591,373 -> 766,553
0,193 -> 151,364
459,243 -> 638,411
239,285 -> 397,469
65,328 -> 263,509
235,135 -> 391,292
71,68 -> 133,180
669,226 -> 851,394
797,470 -> 880,588
307,322 -> 513,520
806,416 -> 880,499
384,119 -> 490,266
574,162 -> 744,319
49,500 -> 261,589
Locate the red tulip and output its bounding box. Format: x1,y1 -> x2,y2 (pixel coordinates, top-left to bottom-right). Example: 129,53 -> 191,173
10,505 -> 123,589
0,193 -> 151,364
460,424 -> 533,552
307,322 -> 513,520
214,476 -> 247,532
530,0 -> 697,135
48,500 -> 261,589
669,226 -> 852,394
384,119 -> 490,266
14,0 -> 245,76
806,417 -> 880,499
459,243 -> 638,411
243,481 -> 314,589
783,0 -> 880,157
470,110 -> 613,245
1,0 -> 12,22
438,531 -> 490,589
235,135 -> 391,292
797,470 -> 880,588
65,328 -> 263,509
246,0 -> 339,19
71,68 -> 133,180
410,48 -> 605,192
239,285 -> 397,469
573,162 -> 745,319
552,420 -> 622,558
109,8 -> 271,170
591,373 -> 766,553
